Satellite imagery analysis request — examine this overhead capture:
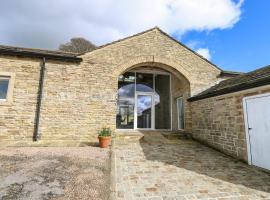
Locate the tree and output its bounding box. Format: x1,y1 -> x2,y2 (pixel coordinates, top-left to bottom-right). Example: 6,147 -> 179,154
59,37 -> 96,54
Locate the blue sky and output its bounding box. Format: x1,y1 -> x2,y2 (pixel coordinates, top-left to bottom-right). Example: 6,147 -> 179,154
179,0 -> 270,72
0,0 -> 268,72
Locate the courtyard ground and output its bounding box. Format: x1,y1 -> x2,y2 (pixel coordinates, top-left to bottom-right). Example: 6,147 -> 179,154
113,134 -> 270,200
0,147 -> 110,200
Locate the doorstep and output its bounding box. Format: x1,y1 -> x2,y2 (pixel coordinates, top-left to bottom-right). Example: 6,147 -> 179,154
115,129 -> 190,142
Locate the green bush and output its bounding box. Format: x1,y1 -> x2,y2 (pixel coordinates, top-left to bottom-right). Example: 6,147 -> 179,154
98,127 -> 112,137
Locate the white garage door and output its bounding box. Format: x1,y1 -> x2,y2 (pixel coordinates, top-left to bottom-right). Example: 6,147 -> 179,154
244,93 -> 270,170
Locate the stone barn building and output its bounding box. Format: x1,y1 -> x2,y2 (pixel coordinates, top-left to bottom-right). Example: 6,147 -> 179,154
0,27 -> 269,170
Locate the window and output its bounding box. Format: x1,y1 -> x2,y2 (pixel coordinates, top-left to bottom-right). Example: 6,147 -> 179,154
177,97 -> 184,130
117,72 -> 135,129
136,73 -> 153,92
0,77 -> 10,101
117,71 -> 172,130
155,74 -> 171,129
0,72 -> 15,104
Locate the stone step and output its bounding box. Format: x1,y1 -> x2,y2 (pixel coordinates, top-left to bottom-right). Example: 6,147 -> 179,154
115,130 -> 192,142
162,131 -> 192,140
115,130 -> 144,142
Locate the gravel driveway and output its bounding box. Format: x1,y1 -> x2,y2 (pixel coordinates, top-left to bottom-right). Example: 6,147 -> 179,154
0,147 -> 110,200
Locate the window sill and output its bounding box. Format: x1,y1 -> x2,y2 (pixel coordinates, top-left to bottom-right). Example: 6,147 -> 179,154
0,101 -> 13,106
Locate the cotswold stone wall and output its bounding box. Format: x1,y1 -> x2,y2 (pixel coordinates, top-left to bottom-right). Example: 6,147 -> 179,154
0,56 -> 40,143
190,86 -> 270,162
82,28 -> 221,96
0,28 -> 222,145
0,56 -> 85,145
80,28 -> 222,135
38,61 -> 97,144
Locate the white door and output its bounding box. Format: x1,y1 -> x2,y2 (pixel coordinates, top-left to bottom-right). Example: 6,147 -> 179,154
245,94 -> 270,170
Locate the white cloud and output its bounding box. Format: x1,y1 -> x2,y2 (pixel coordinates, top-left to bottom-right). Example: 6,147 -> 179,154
196,48 -> 211,60
185,40 -> 202,49
0,0 -> 244,49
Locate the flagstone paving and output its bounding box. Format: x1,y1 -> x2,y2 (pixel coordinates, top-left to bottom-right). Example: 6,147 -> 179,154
112,135 -> 270,200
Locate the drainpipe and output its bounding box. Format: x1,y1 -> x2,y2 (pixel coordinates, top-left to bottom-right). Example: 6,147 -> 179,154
33,57 -> 46,141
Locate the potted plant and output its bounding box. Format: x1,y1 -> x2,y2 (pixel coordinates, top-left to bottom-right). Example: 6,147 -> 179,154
98,127 -> 112,148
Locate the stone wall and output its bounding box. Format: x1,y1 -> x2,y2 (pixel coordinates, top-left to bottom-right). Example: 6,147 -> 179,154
38,60 -> 99,144
190,86 -> 270,162
83,28 -> 222,96
0,56 -> 40,144
0,56 -> 92,146
80,28 -> 222,136
0,28 -> 222,145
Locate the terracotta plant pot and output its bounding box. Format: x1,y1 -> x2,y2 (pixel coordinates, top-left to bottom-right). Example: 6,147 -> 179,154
98,136 -> 112,148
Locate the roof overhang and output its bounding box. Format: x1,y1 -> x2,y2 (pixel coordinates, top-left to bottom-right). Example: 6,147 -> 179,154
188,76 -> 270,102
0,46 -> 82,63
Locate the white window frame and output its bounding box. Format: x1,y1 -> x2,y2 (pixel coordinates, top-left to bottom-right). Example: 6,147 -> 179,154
135,92 -> 155,130
0,77 -> 9,101
177,96 -> 185,130
0,72 -> 15,105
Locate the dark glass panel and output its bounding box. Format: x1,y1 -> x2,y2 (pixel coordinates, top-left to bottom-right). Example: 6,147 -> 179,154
136,73 -> 153,92
0,79 -> 9,100
154,74 -> 171,129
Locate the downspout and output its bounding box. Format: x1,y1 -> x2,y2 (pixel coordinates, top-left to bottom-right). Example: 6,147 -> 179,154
33,57 -> 46,141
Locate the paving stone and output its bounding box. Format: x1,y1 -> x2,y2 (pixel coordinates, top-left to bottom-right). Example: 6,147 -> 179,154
113,136 -> 270,200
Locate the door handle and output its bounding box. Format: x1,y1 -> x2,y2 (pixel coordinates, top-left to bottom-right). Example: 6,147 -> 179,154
248,127 -> 252,130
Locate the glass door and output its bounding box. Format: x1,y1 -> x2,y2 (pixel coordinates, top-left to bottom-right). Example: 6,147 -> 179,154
117,71 -> 172,130
135,93 -> 154,129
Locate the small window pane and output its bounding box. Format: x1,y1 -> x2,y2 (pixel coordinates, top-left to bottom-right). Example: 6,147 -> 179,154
136,73 -> 153,92
0,79 -> 9,100
118,72 -> 135,100
177,97 -> 184,129
137,95 -> 152,128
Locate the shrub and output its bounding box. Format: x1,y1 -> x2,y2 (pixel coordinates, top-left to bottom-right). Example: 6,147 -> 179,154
98,128 -> 112,137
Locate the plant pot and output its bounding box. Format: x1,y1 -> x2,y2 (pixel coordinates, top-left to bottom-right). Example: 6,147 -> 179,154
98,136 -> 112,148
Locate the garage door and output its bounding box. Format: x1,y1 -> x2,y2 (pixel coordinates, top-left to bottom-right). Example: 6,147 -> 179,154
244,93 -> 270,170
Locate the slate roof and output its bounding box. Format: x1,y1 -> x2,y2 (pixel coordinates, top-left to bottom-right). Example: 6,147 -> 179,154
189,65 -> 270,101
0,45 -> 82,62
219,70 -> 244,77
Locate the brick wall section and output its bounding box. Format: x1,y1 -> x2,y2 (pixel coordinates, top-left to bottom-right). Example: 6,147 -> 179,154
190,86 -> 270,162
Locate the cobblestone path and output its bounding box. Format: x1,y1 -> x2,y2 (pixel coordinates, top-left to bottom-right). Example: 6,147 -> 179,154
113,135 -> 270,200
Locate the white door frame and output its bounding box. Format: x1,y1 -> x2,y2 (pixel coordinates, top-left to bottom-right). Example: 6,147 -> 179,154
135,92 -> 155,130
243,92 -> 270,165
176,96 -> 185,130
